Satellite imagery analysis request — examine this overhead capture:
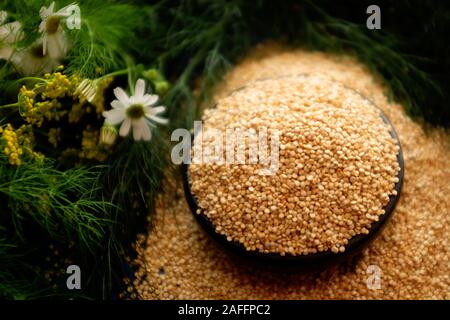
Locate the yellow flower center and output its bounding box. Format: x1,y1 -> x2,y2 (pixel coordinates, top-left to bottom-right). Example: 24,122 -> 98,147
126,104 -> 145,119
46,16 -> 61,35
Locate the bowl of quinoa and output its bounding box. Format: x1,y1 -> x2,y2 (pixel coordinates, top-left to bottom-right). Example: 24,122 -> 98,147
183,74 -> 403,264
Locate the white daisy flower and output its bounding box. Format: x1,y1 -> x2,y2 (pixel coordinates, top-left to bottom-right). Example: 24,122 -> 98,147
10,41 -> 60,75
0,11 -> 23,60
103,79 -> 168,141
39,2 -> 73,59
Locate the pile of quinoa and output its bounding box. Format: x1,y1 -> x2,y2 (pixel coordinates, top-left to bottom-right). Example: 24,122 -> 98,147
128,43 -> 450,299
188,75 -> 401,255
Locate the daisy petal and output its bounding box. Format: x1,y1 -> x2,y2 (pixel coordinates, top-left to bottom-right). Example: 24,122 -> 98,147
145,105 -> 165,115
127,96 -> 141,106
146,114 -> 169,125
53,30 -> 69,58
39,10 -> 47,19
145,118 -> 156,128
113,87 -> 130,104
0,11 -> 7,25
41,34 -> 48,55
0,47 -> 13,60
47,35 -> 64,59
134,79 -> 146,98
119,118 -> 131,137
132,119 -> 146,141
48,2 -> 55,13
40,2 -> 54,18
57,4 -> 74,17
38,21 -> 46,33
0,22 -> 22,44
111,100 -> 125,110
140,120 -> 152,141
142,94 -> 158,107
103,109 -> 125,125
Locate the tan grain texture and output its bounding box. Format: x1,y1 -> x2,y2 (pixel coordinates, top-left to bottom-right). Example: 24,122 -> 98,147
130,44 -> 450,300
189,75 -> 400,255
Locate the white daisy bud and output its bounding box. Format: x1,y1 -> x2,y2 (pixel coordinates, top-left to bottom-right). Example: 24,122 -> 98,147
76,79 -> 97,103
100,123 -> 118,146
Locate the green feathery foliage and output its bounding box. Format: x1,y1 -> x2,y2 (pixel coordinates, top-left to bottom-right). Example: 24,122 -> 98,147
0,161 -> 112,251
65,1 -> 143,78
134,0 -> 449,128
0,159 -> 113,299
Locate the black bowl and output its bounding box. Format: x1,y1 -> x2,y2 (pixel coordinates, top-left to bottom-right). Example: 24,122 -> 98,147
181,99 -> 404,267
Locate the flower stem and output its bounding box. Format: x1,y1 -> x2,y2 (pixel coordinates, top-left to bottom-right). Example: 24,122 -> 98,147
125,56 -> 136,95
15,77 -> 47,84
0,102 -> 19,109
97,69 -> 129,81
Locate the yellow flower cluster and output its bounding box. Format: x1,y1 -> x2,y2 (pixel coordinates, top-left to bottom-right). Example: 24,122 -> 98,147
17,125 -> 44,162
0,124 -> 43,166
68,103 -> 84,124
42,71 -> 77,100
19,85 -> 64,127
48,127 -> 61,148
18,86 -> 37,123
18,69 -> 80,127
92,77 -> 113,116
8,67 -> 118,166
79,127 -> 110,162
0,124 -> 23,165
